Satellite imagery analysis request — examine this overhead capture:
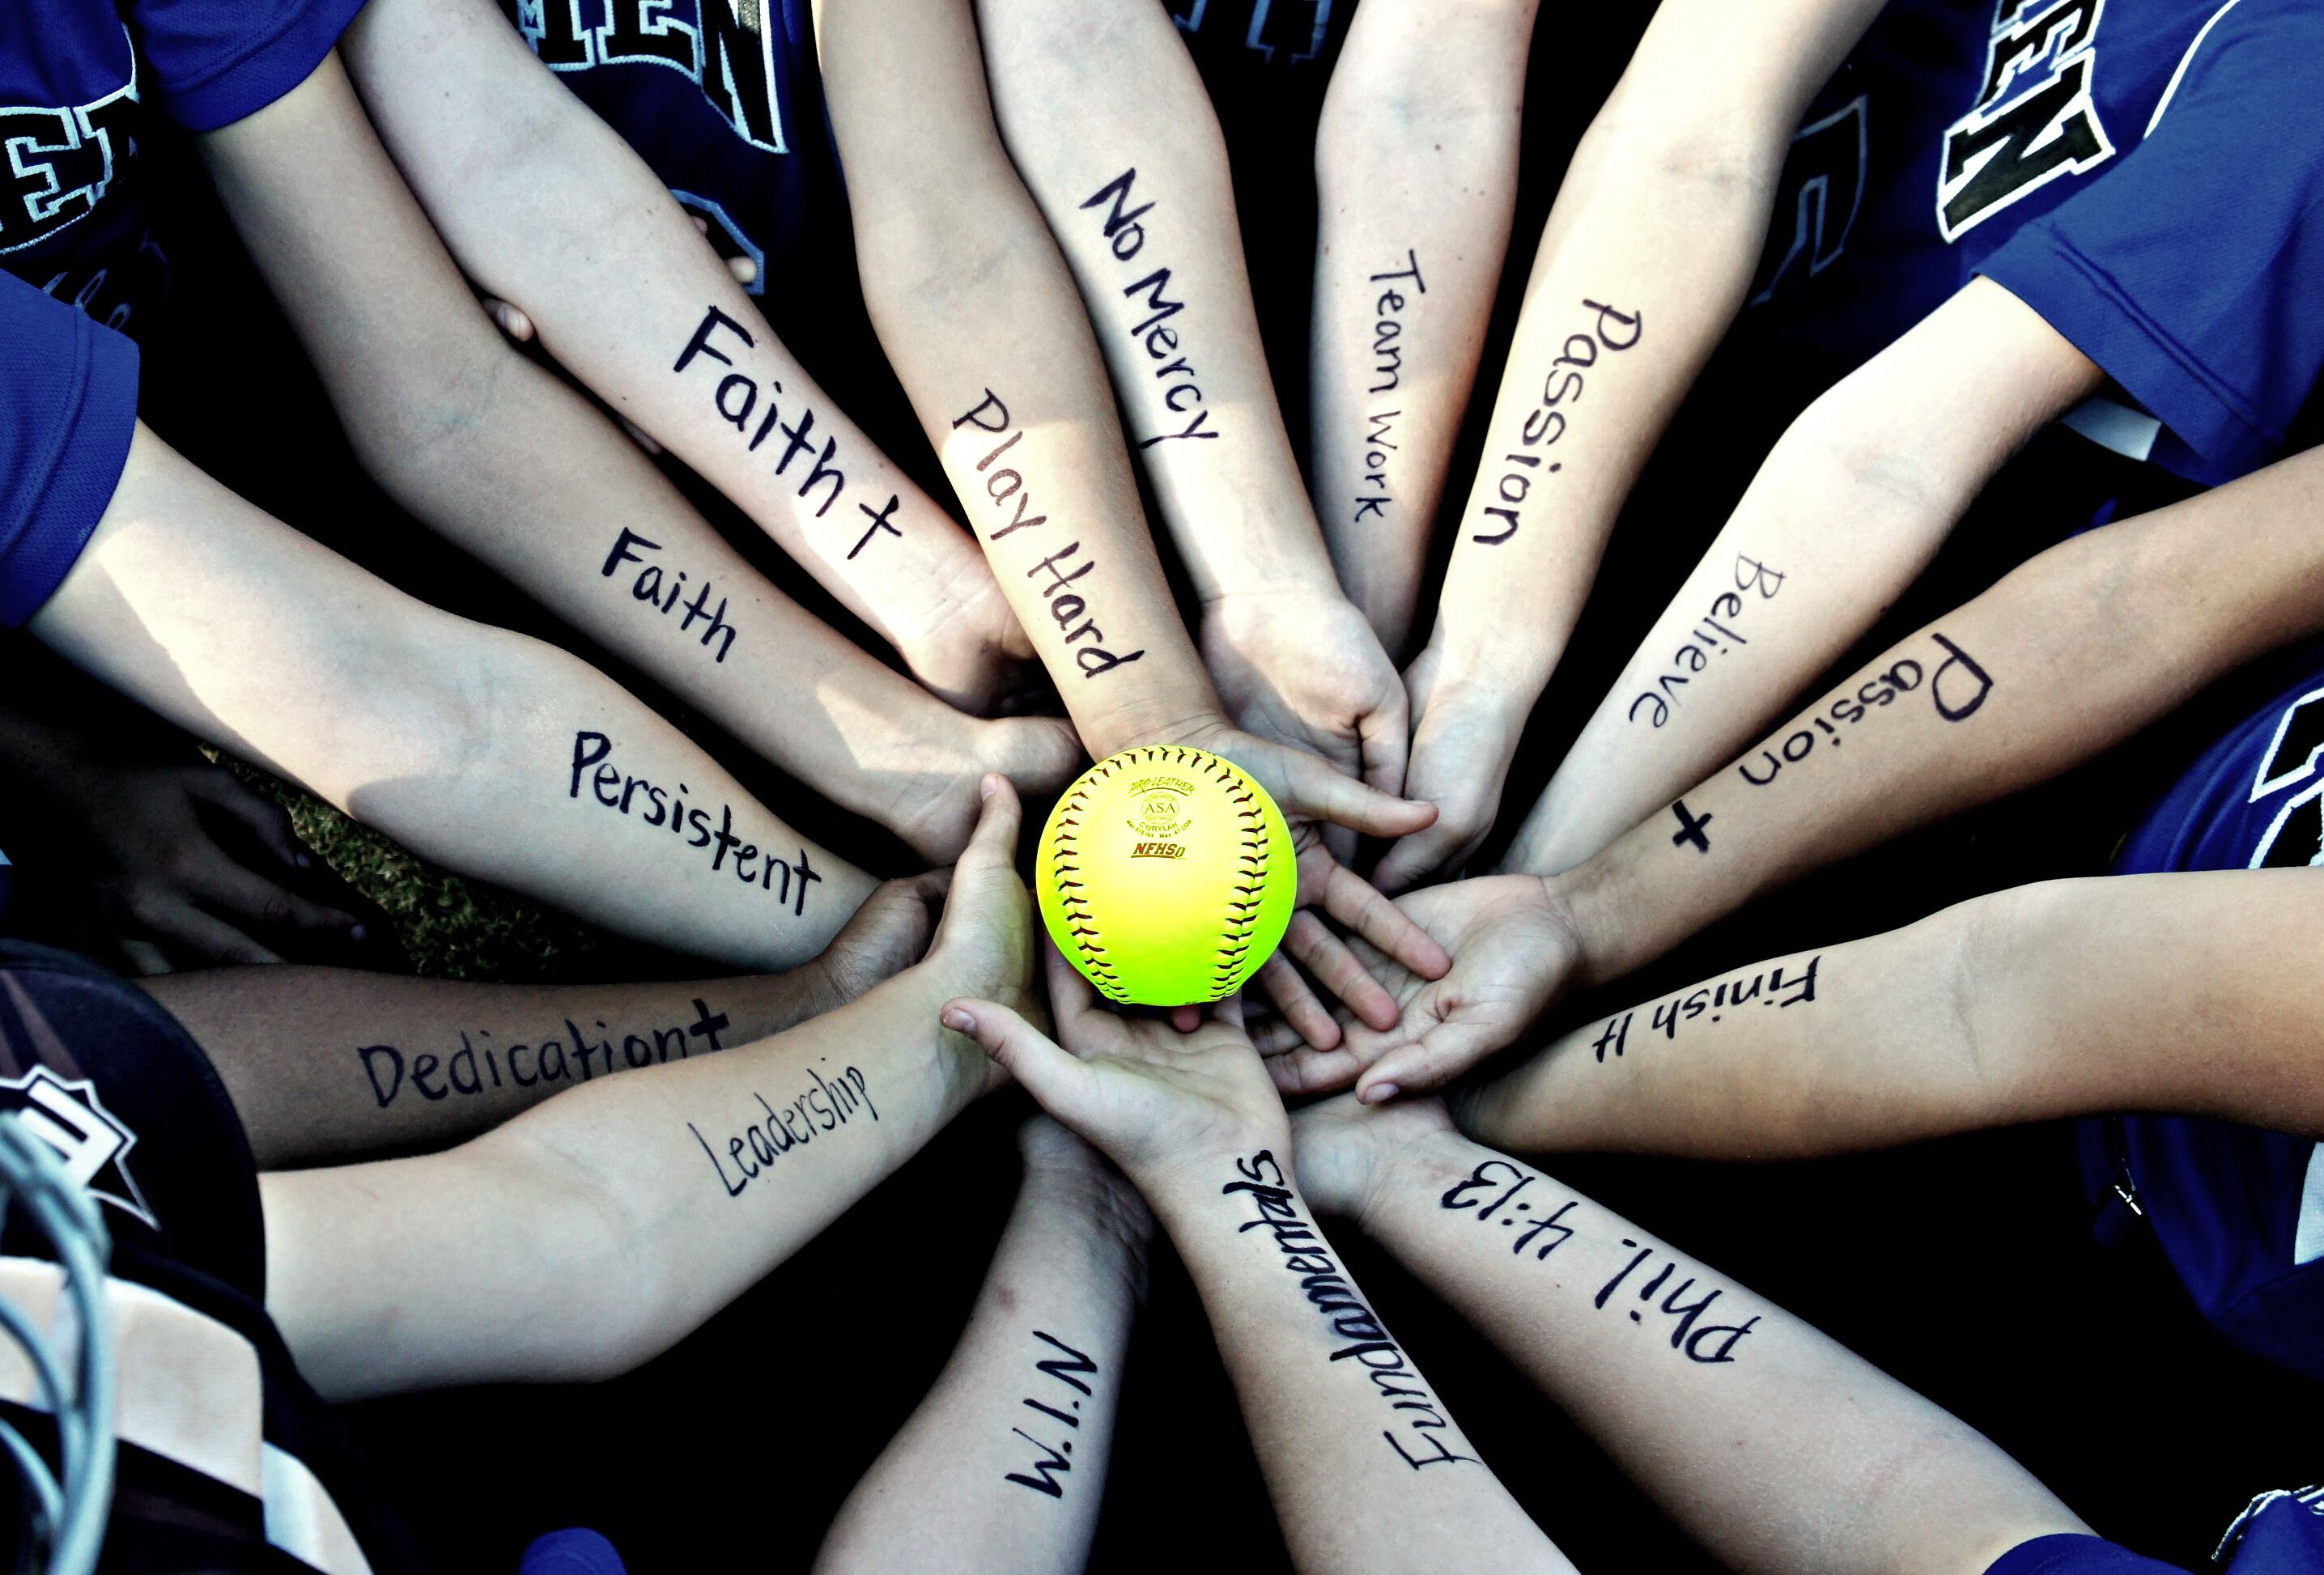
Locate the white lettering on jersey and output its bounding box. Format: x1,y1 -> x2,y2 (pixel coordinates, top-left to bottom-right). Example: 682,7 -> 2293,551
511,0 -> 787,154
1936,0 -> 2118,242
0,1065 -> 155,1228
0,34 -> 139,257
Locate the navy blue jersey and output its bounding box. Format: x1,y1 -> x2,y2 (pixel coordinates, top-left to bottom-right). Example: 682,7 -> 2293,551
0,0 -> 360,626
496,0 -> 833,298
0,943 -> 423,1572
0,273 -> 138,627
0,0 -> 363,336
1750,0 -> 2324,486
1986,1489 -> 2324,1575
2081,650 -> 2324,1381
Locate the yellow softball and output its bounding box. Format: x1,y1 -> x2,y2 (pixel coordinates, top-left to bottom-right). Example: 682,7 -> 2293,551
1036,745 -> 1298,1007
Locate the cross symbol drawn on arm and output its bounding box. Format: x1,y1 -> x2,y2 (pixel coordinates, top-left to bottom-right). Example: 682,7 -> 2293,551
1669,799 -> 1713,854
851,494 -> 903,559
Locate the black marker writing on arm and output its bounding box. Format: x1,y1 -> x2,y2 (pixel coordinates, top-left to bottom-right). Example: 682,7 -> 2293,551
1438,1157 -> 1757,1363
1472,299 -> 1642,546
691,1058 -> 878,1199
356,996 -> 734,1109
567,731 -> 823,913
1079,170 -> 1218,448
673,306 -> 864,532
1351,250 -> 1425,529
1004,1330 -> 1102,1499
950,391 -> 1148,680
1226,1150 -> 1477,1471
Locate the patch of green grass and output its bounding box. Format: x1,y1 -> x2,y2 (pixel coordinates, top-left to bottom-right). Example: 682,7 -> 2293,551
215,755 -> 610,983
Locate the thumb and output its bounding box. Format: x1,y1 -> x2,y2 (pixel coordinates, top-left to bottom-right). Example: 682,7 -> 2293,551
958,775 -> 1023,874
1266,744 -> 1438,841
1354,1024 -> 1485,1106
941,997 -> 1094,1126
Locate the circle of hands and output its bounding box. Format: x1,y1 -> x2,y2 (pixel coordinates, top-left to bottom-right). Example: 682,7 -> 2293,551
831,775 -> 1585,1233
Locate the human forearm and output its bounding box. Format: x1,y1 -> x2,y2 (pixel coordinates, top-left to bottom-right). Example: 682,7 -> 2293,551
337,0 -> 1018,697
1510,278 -> 2105,874
1311,0 -> 1533,656
1522,446 -> 2324,980
1421,95 -> 1790,714
979,0 -> 1338,602
1145,1150 -> 1569,1575
32,427 -> 874,970
1468,869 -> 2324,1160
823,0 -> 1222,755
815,1132 -> 1145,1575
1349,1130 -> 2080,1575
144,966 -> 826,1166
266,957 -> 985,1398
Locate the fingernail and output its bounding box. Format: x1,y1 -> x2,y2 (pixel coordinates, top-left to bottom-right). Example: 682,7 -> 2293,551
979,775 -> 999,802
295,852 -> 312,869
942,1007 -> 975,1032
1360,1081 -> 1399,1106
346,923 -> 367,942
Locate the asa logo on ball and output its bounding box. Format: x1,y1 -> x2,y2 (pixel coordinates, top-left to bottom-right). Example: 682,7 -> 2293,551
1036,746 -> 1298,1006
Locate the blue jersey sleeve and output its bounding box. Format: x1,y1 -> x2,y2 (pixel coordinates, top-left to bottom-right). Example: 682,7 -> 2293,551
127,0 -> 367,132
1986,1534 -> 2186,1575
1978,0 -> 2324,486
0,271 -> 138,627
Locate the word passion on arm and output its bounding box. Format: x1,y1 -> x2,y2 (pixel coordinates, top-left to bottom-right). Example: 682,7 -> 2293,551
1224,1152 -> 1476,1471
1351,250 -> 1425,529
950,390 -> 1145,679
690,1057 -> 877,1198
568,732 -> 822,915
1472,297 -> 1642,546
672,307 -> 904,560
1079,168 -> 1217,448
1441,1159 -> 1758,1363
1736,630 -> 1995,789
1004,1330 -> 1103,1500
1589,955 -> 1821,1063
359,997 -> 733,1109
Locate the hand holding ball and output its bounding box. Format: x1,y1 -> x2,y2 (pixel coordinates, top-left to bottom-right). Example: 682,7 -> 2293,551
1036,746 -> 1298,1006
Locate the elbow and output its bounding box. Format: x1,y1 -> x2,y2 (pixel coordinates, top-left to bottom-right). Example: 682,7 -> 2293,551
497,1129 -> 681,1386
342,613 -> 559,810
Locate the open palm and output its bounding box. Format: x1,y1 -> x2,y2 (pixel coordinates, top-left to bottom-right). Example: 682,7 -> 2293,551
942,943 -> 1291,1184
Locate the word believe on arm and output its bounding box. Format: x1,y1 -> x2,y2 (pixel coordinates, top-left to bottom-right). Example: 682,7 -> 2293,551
1079,169 -> 1217,448
950,390 -> 1145,679
1629,554 -> 1789,728
1472,299 -> 1643,546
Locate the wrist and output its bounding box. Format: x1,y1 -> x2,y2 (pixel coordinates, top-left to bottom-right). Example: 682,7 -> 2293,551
1093,694 -> 1233,758
1544,852 -> 1648,991
1136,1132 -> 1298,1235
1426,628 -> 1561,709
887,962 -> 1005,1110
1185,530 -> 1345,609
1355,1127 -> 1489,1238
